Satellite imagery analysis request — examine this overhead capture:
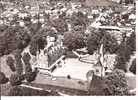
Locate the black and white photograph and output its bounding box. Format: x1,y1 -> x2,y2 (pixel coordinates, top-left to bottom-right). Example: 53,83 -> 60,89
0,0 -> 136,97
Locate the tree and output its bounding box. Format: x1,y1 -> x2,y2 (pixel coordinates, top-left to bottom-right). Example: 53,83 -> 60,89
24,68 -> 38,83
50,18 -> 68,34
24,72 -> 37,82
0,26 -> 30,56
0,37 -> 6,56
129,59 -> 136,74
29,28 -> 48,56
115,32 -> 136,72
9,74 -> 24,86
12,26 -> 30,49
27,22 -> 42,36
29,36 -> 46,56
103,33 -> 119,54
63,31 -> 86,51
22,52 -> 32,72
0,72 -> 9,84
29,42 -> 38,56
70,11 -> 89,32
6,56 -> 16,72
22,52 -> 31,65
86,29 -> 103,55
86,29 -> 119,55
114,43 -> 130,72
126,32 -> 136,54
0,25 -> 8,33
22,52 -> 38,83
104,69 -> 128,95
14,49 -> 23,75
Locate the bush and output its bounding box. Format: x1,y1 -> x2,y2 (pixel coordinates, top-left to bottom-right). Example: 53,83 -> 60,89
9,74 -> 24,86
22,52 -> 31,65
25,71 -> 38,83
129,59 -> 136,74
104,69 -> 128,95
0,72 -> 9,84
6,56 -> 16,72
63,31 -> 86,51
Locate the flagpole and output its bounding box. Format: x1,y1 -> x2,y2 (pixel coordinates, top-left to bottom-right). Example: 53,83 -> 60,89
99,35 -> 105,78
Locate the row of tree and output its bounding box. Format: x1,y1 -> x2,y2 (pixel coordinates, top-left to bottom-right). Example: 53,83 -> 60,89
1,50 -> 38,86
63,28 -> 136,73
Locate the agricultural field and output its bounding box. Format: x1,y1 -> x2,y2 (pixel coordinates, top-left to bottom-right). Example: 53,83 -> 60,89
0,0 -> 136,96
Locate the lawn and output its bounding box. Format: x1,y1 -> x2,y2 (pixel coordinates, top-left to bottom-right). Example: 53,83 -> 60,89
0,83 -> 60,96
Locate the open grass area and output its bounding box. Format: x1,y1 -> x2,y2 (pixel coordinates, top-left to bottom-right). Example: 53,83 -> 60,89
24,82 -> 88,96
0,83 -> 60,96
